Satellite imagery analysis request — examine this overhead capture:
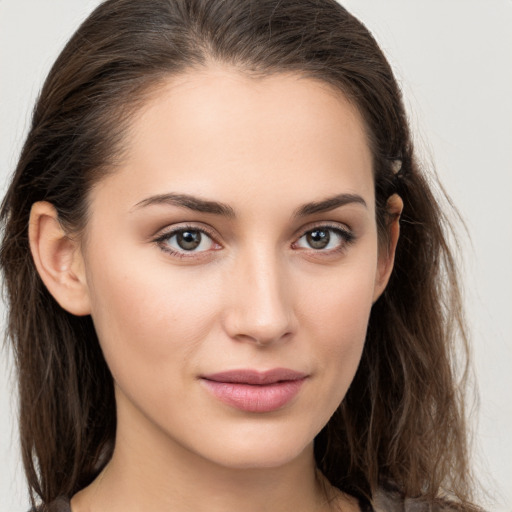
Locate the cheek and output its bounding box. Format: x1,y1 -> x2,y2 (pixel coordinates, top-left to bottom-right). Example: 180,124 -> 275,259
299,250 -> 377,338
83,245 -> 222,385
297,250 -> 378,396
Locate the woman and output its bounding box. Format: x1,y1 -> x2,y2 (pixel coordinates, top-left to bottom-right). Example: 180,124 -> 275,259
0,0 -> 481,511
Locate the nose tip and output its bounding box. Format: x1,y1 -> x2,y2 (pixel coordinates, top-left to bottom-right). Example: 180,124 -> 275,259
222,256 -> 295,346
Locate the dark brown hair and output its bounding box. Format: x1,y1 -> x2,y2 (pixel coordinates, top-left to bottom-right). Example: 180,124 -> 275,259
0,0 -> 478,509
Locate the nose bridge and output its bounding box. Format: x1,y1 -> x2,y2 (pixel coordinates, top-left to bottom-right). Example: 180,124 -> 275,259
224,243 -> 294,345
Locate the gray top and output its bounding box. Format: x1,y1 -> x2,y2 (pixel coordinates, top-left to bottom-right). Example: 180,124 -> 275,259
40,492 -> 467,512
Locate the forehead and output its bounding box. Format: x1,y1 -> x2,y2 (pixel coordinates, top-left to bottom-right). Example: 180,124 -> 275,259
93,66 -> 375,213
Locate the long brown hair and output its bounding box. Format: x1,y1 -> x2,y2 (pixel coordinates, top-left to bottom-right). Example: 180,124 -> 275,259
0,0 -> 478,509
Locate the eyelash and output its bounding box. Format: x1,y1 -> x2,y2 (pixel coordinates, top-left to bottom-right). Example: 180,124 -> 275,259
153,223 -> 355,259
293,224 -> 355,255
153,224 -> 220,259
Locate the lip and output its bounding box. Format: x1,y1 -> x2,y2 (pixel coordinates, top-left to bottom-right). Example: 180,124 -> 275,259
200,368 -> 308,413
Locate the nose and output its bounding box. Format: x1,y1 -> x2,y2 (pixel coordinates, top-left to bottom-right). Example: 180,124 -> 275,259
222,248 -> 296,346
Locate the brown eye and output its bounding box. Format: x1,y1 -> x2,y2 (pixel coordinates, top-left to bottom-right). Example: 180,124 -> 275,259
295,226 -> 354,252
176,230 -> 202,251
156,227 -> 219,255
306,229 -> 330,249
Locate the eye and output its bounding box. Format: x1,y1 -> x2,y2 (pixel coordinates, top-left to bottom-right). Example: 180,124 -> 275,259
294,226 -> 354,251
155,227 -> 220,256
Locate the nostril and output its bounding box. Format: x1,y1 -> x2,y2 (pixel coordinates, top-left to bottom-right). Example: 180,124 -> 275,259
232,327 -> 293,347
223,307 -> 295,346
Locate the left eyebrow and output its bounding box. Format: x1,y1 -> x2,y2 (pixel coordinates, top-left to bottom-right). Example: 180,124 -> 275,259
294,193 -> 367,217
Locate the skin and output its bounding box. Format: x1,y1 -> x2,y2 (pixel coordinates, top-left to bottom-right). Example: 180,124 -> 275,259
29,66 -> 402,512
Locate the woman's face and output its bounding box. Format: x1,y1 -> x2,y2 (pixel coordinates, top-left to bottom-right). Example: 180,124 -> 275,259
79,67 -> 392,469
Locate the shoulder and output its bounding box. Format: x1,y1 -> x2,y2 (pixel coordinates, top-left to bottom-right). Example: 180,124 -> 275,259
30,496 -> 71,512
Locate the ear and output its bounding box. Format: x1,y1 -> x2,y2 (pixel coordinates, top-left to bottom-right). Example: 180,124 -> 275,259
372,194 -> 403,303
28,201 -> 91,316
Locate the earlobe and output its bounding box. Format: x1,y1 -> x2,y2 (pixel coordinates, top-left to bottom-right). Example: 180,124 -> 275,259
28,201 -> 91,316
373,194 -> 403,303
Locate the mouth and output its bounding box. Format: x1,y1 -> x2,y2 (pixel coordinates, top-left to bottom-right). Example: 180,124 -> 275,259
200,368 -> 308,413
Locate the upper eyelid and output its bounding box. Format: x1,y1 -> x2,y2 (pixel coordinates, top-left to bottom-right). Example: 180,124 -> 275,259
153,223 -> 218,241
153,225 -> 221,257
294,221 -> 352,239
292,224 -> 355,251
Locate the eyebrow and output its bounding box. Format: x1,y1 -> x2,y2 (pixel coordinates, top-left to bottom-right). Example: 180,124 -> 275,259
294,193 -> 367,217
132,193 -> 235,217
132,192 -> 366,217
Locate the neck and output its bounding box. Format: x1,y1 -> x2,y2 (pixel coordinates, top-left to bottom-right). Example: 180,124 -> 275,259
74,445 -> 328,512
71,395 -> 354,512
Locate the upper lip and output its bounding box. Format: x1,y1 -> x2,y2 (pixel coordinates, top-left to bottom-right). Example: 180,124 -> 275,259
201,368 -> 307,385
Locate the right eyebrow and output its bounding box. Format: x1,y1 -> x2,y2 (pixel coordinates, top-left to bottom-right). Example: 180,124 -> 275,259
131,193 -> 236,218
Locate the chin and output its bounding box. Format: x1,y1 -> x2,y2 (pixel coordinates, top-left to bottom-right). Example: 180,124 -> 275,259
211,445 -> 312,471
186,423 -> 317,470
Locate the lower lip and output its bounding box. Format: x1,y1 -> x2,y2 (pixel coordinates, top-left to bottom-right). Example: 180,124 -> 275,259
201,378 -> 306,413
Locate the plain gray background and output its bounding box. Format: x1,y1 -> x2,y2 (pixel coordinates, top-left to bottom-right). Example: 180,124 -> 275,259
1,1 -> 511,511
